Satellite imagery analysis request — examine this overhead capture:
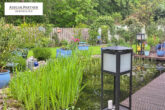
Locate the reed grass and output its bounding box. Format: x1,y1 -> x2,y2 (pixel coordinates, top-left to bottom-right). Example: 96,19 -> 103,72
10,50 -> 92,110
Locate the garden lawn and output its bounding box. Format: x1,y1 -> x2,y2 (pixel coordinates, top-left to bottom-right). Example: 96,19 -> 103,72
89,45 -> 101,55
27,46 -> 102,58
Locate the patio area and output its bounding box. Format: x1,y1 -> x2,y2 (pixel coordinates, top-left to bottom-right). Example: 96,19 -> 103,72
134,53 -> 165,61
121,72 -> 165,110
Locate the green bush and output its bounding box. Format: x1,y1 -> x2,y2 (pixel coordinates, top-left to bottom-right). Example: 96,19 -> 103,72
145,45 -> 150,51
0,18 -> 19,68
60,40 -> 68,46
52,33 -> 60,46
112,12 -> 122,24
89,16 -> 115,45
33,48 -> 51,61
36,37 -> 51,47
13,56 -> 26,71
110,37 -> 118,45
147,35 -> 160,47
101,25 -> 109,43
88,31 -> 98,45
18,23 -> 48,49
117,28 -> 130,42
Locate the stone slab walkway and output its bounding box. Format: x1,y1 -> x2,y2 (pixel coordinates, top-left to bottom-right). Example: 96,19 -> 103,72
121,72 -> 165,110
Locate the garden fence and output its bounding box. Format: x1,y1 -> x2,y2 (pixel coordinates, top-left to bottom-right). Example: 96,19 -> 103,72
51,28 -> 89,42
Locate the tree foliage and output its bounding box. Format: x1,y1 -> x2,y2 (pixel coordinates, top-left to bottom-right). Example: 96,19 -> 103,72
0,18 -> 18,67
89,16 -> 115,44
1,0 -> 98,27
123,16 -> 144,45
131,0 -> 163,25
154,1 -> 165,20
1,0 -> 165,27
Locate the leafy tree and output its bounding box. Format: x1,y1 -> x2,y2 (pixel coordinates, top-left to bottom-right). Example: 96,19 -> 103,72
154,1 -> 165,20
0,18 -> 19,68
1,0 -> 98,27
1,0 -> 165,28
48,0 -> 98,27
112,12 -> 122,24
117,28 -> 130,42
146,22 -> 163,39
101,25 -> 109,43
157,18 -> 165,40
123,16 -> 143,45
95,0 -> 139,19
89,16 -> 115,44
132,0 -> 163,25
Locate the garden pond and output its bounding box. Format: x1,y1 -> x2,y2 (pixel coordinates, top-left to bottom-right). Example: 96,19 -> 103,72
75,58 -> 161,110
0,55 -> 163,110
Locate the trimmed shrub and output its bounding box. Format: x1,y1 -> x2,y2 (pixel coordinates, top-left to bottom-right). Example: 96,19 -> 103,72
33,48 -> 51,61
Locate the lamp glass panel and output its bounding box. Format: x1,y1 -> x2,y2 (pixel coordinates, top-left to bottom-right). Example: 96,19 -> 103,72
142,34 -> 145,39
137,34 -> 145,40
136,35 -> 141,40
103,53 -> 116,73
120,53 -> 131,72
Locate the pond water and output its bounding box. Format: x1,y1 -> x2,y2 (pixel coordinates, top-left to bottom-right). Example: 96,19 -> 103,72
75,58 -> 161,110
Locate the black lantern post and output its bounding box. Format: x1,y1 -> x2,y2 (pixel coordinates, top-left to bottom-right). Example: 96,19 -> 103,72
101,46 -> 133,110
136,33 -> 145,55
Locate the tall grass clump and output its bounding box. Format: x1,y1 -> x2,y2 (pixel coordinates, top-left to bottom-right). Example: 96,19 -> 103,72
9,51 -> 91,110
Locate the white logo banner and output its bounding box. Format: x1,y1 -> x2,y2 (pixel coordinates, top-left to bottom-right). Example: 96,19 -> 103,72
5,2 -> 43,16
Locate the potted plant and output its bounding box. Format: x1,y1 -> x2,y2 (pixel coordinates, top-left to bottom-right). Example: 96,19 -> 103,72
56,37 -> 81,57
56,40 -> 72,57
0,19 -> 18,88
156,42 -> 164,57
144,44 -> 150,56
157,50 -> 164,57
78,41 -> 89,50
137,45 -> 141,54
56,47 -> 72,57
147,35 -> 159,53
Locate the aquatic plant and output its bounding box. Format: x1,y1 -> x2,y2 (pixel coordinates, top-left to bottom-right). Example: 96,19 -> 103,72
9,51 -> 91,110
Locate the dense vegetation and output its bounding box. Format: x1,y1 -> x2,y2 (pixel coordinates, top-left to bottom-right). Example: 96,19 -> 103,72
0,0 -> 165,109
0,0 -> 165,27
9,51 -> 92,110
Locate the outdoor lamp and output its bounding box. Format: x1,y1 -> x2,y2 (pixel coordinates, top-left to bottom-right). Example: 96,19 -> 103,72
101,46 -> 133,110
102,46 -> 132,74
136,33 -> 145,40
136,33 -> 145,55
